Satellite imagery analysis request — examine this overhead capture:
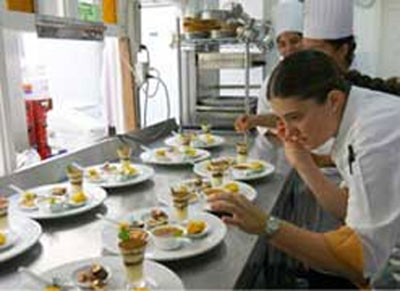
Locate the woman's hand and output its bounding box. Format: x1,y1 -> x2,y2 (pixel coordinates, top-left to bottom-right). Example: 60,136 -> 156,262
276,123 -> 315,170
207,192 -> 268,235
234,114 -> 256,132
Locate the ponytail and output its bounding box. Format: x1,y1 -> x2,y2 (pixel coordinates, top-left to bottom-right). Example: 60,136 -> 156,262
346,70 -> 400,97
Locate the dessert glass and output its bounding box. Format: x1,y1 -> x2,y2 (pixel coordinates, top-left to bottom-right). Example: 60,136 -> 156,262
170,186 -> 190,221
118,228 -> 149,289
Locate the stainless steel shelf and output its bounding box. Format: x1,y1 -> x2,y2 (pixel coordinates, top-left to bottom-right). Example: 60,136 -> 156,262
179,35 -> 260,51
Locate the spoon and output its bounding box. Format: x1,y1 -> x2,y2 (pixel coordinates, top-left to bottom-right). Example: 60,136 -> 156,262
8,184 -> 26,195
19,267 -> 77,289
243,130 -> 248,145
18,267 -> 52,287
96,213 -> 121,226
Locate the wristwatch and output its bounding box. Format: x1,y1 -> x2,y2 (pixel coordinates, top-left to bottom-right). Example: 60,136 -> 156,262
264,215 -> 281,239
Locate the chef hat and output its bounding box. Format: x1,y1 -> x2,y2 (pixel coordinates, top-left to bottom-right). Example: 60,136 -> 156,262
304,0 -> 354,39
274,0 -> 304,38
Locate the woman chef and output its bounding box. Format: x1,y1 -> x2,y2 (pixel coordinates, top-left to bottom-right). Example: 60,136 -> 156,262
235,0 -> 303,133
238,0 -> 400,134
209,50 -> 400,287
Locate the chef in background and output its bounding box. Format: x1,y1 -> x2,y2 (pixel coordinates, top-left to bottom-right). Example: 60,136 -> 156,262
235,0 -> 303,133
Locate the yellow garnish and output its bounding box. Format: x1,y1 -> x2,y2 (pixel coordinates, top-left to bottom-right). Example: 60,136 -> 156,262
156,149 -> 166,157
224,182 -> 239,193
118,222 -> 131,232
123,165 -> 138,176
250,161 -> 264,170
23,191 -> 36,200
0,232 -> 6,245
205,134 -> 215,143
184,148 -> 197,157
88,168 -> 99,177
187,220 -> 206,234
71,191 -> 87,203
44,286 -> 61,291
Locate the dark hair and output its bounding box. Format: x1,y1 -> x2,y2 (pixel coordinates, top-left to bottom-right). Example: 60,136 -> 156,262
323,36 -> 400,96
346,70 -> 400,96
324,35 -> 357,67
267,50 -> 351,104
276,32 -> 303,43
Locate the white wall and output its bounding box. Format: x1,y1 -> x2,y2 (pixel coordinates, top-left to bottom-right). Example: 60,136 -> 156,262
378,0 -> 400,78
354,0 -> 382,76
353,0 -> 400,78
21,33 -> 105,117
140,5 -> 180,127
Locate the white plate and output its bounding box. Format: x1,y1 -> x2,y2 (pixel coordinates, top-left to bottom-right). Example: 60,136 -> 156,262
193,158 -> 275,181
85,163 -> 155,188
165,134 -> 226,149
9,183 -> 107,220
157,179 -> 257,209
17,256 -> 184,290
141,147 -> 211,165
0,230 -> 18,252
0,216 -> 42,263
102,208 -> 227,261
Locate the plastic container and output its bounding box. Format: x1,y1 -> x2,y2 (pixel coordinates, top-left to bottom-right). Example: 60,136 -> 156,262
78,0 -> 103,22
6,0 -> 34,13
103,0 -> 117,23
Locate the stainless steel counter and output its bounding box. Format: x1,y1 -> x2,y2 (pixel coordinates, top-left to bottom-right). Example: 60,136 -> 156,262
0,119 -> 291,289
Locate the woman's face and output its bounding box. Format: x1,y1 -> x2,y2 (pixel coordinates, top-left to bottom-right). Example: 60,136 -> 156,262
270,94 -> 340,150
277,32 -> 303,58
302,38 -> 349,72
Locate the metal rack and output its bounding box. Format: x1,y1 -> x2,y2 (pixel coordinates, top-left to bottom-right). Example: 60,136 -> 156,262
176,18 -> 268,128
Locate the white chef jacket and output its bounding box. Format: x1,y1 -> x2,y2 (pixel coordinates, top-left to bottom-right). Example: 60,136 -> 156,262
257,76 -> 271,115
331,86 -> 400,278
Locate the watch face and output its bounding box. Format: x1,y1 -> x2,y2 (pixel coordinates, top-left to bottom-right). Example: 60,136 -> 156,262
265,216 -> 281,238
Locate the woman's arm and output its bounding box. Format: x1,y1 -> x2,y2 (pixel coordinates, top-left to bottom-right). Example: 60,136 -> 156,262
235,114 -> 279,132
311,153 -> 336,168
208,193 -> 366,287
294,156 -> 348,220
269,221 -> 365,286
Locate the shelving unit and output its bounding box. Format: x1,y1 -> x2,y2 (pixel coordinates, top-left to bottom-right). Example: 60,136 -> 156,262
177,24 -> 267,128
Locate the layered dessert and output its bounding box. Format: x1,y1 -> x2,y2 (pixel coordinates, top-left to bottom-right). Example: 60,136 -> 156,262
211,170 -> 224,187
66,164 -> 83,194
117,145 -> 132,170
178,133 -> 192,149
170,186 -> 190,221
206,158 -> 233,172
201,121 -> 212,134
0,197 -> 9,231
118,228 -> 149,288
236,142 -> 248,163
